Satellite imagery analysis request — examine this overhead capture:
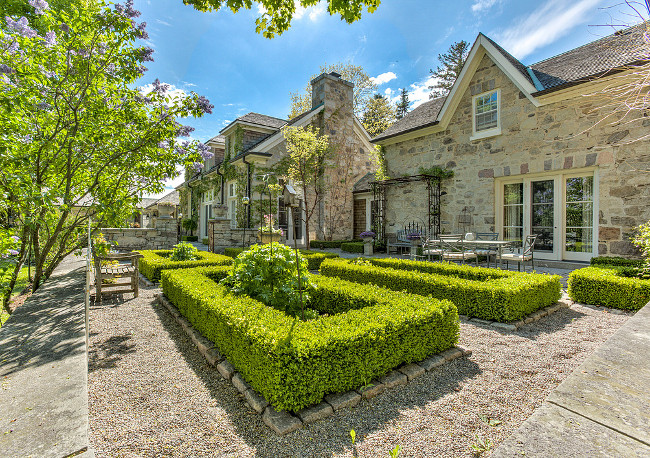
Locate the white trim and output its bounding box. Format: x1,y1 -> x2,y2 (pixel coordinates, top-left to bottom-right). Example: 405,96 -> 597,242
470,88 -> 501,141
250,106 -> 324,153
353,117 -> 376,153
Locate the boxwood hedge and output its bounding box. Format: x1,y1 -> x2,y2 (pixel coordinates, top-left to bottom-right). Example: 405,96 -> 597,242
319,258 -> 561,322
568,267 -> 650,311
341,242 -> 364,253
589,256 -> 644,268
138,250 -> 232,281
161,266 -> 459,412
223,246 -> 339,270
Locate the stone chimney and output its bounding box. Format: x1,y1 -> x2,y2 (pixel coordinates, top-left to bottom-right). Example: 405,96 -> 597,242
310,72 -> 354,114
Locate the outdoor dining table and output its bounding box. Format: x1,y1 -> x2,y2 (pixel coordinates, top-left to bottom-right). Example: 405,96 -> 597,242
427,239 -> 516,268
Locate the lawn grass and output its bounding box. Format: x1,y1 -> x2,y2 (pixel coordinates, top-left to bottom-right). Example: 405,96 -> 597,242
0,262 -> 30,327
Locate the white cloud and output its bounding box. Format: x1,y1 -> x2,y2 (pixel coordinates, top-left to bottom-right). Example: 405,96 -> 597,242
257,1 -> 325,21
370,71 -> 398,85
406,75 -> 441,109
139,83 -> 188,101
308,3 -> 326,21
384,88 -> 393,96
494,0 -> 603,59
155,19 -> 172,27
472,0 -> 499,13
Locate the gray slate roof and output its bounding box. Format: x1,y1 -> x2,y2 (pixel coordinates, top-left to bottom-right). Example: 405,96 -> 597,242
353,172 -> 376,193
138,198 -> 158,209
221,112 -> 287,134
372,23 -> 649,143
147,190 -> 179,208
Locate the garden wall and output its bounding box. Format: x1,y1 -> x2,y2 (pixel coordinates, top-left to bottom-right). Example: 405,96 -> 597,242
208,218 -> 268,252
102,217 -> 178,251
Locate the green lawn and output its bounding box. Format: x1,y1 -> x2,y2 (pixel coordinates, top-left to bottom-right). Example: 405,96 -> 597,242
0,263 -> 30,327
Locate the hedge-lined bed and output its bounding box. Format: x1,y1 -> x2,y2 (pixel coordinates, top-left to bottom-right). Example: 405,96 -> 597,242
341,242 -> 364,253
568,267 -> 650,311
138,250 -> 232,281
590,256 -> 644,268
224,246 -> 339,270
319,258 -> 562,322
309,239 -> 361,249
161,266 -> 459,412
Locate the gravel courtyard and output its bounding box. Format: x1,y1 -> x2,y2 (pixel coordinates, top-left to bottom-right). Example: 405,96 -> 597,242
88,286 -> 630,457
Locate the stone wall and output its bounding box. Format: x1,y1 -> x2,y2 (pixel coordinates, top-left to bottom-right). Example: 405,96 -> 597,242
102,217 -> 178,251
209,218 -> 264,252
381,52 -> 649,257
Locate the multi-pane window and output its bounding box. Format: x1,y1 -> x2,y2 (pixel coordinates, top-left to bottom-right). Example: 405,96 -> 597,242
503,183 -> 523,244
474,91 -> 498,132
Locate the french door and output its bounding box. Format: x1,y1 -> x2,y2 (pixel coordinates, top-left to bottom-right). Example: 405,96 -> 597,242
498,172 -> 596,262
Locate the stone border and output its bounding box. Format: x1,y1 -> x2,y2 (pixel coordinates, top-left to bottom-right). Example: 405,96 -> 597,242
154,293 -> 471,435
139,273 -> 155,288
459,297 -> 573,331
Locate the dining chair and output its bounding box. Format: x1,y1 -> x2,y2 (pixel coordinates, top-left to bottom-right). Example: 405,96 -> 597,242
475,232 -> 499,268
497,234 -> 538,272
421,238 -> 443,261
440,234 -> 478,266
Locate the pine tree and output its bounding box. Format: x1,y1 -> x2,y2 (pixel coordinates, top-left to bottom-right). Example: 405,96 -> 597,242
429,40 -> 470,99
361,94 -> 397,138
396,88 -> 410,119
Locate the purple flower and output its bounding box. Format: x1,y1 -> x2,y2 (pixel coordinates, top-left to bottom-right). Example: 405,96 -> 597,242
44,31 -> 56,47
191,161 -> 203,172
174,145 -> 187,155
37,101 -> 52,110
196,95 -> 213,114
406,232 -> 421,240
158,140 -> 169,149
0,74 -> 11,86
6,39 -> 19,54
59,23 -> 71,33
9,249 -> 19,256
28,0 -> 49,15
137,22 -> 148,39
22,134 -> 32,143
0,64 -> 15,74
6,17 -> 37,38
176,124 -> 195,137
151,78 -> 169,95
198,143 -> 214,160
359,231 -> 376,238
138,46 -> 154,62
115,1 -> 140,18
10,235 -> 20,242
97,42 -> 108,55
136,65 -> 147,75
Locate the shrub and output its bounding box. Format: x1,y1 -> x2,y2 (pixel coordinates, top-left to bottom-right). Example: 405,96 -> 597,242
138,249 -> 232,281
202,237 -> 209,245
568,267 -> 650,311
590,256 -> 644,268
170,242 -> 198,261
319,258 -> 561,322
161,266 -> 459,412
309,239 -> 361,249
341,242 -> 364,253
220,244 -> 313,319
224,246 -> 338,270
180,235 -> 198,242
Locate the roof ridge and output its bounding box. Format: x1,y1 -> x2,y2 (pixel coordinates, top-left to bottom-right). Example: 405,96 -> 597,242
530,22 -> 646,67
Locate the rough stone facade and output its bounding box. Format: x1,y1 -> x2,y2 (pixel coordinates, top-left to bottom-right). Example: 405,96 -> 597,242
208,218 -> 261,252
102,218 -> 178,251
381,53 -> 649,258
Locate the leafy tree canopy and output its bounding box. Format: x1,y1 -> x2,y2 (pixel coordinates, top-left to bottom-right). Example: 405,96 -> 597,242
429,40 -> 470,99
395,87 -> 410,119
287,61 -> 376,119
0,0 -> 213,291
183,0 -> 381,38
361,94 -> 396,138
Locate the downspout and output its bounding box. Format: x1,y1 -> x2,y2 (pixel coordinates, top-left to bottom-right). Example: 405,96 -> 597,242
215,162 -> 225,204
241,155 -> 252,228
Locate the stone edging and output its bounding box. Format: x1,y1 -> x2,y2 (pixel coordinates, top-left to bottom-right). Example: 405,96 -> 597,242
139,273 -> 155,288
459,297 -> 573,331
154,293 -> 471,435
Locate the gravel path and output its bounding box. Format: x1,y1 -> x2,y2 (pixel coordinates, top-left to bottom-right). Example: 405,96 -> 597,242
88,287 -> 630,457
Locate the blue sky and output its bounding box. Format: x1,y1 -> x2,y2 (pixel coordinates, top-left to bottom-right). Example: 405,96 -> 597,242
135,0 -> 620,197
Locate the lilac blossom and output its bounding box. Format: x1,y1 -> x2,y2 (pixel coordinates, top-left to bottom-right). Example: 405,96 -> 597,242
11,235 -> 20,242
176,124 -> 195,137
191,162 -> 204,172
138,46 -> 154,62
6,17 -> 38,38
137,22 -> 149,40
6,40 -> 19,54
60,23 -> 71,33
136,65 -> 147,75
22,134 -> 32,143
9,249 -> 19,256
174,145 -> 187,156
196,95 -> 213,114
28,0 -> 49,15
44,31 -> 56,47
37,101 -> 52,110
197,143 -> 214,160
97,42 -> 108,55
158,140 -> 169,149
0,64 -> 15,74
152,78 -> 169,95
115,1 -> 140,18
0,74 -> 11,86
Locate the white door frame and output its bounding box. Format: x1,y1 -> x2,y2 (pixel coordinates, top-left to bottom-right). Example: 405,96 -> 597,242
495,167 -> 598,261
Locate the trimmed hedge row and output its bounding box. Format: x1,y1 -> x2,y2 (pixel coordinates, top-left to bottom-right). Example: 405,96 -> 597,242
138,250 -> 232,281
319,258 -> 561,322
309,239 -> 362,249
590,256 -> 644,268
367,258 -> 508,281
161,266 -> 459,412
180,235 -> 198,242
223,246 -> 339,270
568,267 -> 650,311
341,242 -> 364,253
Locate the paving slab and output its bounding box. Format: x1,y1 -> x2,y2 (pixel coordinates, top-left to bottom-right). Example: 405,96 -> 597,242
297,402 -> 334,424
262,406 -> 302,435
0,255 -> 91,458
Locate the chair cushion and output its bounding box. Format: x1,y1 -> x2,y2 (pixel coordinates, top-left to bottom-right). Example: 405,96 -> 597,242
497,253 -> 532,261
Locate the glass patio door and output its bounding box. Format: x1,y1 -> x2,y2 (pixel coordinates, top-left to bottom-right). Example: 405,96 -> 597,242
531,179 -> 557,256
564,176 -> 594,261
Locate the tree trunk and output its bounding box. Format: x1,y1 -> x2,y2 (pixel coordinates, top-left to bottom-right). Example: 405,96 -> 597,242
2,232 -> 28,315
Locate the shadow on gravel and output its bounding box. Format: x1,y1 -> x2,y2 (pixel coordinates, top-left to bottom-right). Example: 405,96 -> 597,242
149,295 -> 482,457
88,334 -> 136,372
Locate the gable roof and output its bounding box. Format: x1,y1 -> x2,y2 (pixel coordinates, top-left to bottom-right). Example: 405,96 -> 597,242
353,172 -> 376,193
372,23 -> 649,144
146,190 -> 179,208
220,112 -> 287,134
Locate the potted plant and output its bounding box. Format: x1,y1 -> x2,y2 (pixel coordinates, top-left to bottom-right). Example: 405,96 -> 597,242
258,214 -> 283,244
359,231 -> 376,256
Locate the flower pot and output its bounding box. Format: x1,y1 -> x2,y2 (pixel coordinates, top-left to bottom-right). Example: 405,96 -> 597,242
258,231 -> 281,244
363,240 -> 374,256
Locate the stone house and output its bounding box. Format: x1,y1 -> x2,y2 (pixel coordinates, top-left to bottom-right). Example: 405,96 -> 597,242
180,72 -> 377,249
371,24 -> 650,262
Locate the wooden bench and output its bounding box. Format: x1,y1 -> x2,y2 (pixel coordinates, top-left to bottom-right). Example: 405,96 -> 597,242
93,252 -> 143,303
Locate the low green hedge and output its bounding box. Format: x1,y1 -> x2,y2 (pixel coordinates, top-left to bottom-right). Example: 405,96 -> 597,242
309,239 -> 362,249
223,246 -> 339,270
138,250 -> 232,281
161,266 -> 459,412
319,258 -> 561,322
180,235 -> 198,242
568,267 -> 650,311
590,256 -> 644,268
341,242 -> 364,253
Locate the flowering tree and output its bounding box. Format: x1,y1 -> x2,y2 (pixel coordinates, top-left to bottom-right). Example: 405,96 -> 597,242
0,0 -> 214,297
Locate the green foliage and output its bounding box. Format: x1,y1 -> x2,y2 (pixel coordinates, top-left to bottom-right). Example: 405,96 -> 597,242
632,219 -> 650,271
91,233 -> 117,258
361,94 -> 396,138
429,40 -> 470,98
590,256 -> 644,267
180,235 -> 199,242
319,258 -> 562,322
470,434 -> 492,456
341,242 -> 365,253
138,249 -> 232,281
181,218 -> 198,235
224,246 -> 338,270
418,166 -> 454,179
568,267 -> 650,311
396,88 -> 410,120
220,243 -> 313,319
169,242 -> 198,261
310,239 -> 357,249
161,265 -> 459,412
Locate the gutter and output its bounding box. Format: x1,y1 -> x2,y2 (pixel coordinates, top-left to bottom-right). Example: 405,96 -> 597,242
371,119 -> 440,144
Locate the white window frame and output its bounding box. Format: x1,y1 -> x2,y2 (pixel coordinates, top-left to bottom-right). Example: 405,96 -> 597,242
470,89 -> 501,141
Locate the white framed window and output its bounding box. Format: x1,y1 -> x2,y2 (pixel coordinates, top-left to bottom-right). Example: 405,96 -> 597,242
470,89 -> 501,141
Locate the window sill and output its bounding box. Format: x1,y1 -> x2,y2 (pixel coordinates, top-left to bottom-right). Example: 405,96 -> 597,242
470,127 -> 501,142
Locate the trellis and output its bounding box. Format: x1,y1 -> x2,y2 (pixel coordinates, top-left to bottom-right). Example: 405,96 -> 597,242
371,174 -> 442,245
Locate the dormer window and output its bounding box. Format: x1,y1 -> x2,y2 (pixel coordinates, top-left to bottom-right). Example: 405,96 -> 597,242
471,89 -> 501,140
